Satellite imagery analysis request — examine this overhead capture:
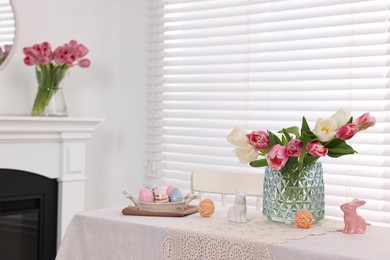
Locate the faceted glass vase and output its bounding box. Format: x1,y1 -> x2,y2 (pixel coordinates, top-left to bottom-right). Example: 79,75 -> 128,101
262,162 -> 325,224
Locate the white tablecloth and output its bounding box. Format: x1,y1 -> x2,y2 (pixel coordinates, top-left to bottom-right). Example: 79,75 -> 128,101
56,207 -> 390,260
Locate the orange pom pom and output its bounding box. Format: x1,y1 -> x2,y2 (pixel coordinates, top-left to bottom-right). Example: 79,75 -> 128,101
198,199 -> 215,217
294,210 -> 313,229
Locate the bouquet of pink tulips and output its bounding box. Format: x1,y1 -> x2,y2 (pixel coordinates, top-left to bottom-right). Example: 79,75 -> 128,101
23,40 -> 91,115
227,109 -> 376,171
23,40 -> 90,68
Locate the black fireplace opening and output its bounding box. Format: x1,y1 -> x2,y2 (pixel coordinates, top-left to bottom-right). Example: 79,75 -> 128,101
0,169 -> 58,260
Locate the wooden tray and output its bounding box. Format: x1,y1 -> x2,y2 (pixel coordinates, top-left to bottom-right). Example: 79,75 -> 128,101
122,205 -> 198,217
122,190 -> 199,217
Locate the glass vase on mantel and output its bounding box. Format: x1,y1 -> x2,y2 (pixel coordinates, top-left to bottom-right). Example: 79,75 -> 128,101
262,162 -> 325,224
31,64 -> 68,117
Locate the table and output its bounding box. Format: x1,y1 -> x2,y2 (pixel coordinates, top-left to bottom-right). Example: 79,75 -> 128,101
56,207 -> 390,260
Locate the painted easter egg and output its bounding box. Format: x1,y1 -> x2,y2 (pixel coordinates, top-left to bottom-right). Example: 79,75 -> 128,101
166,184 -> 175,196
145,184 -> 154,192
139,188 -> 154,203
169,187 -> 183,202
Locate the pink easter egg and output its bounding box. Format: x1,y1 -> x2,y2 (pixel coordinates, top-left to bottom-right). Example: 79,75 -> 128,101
139,188 -> 154,203
166,185 -> 174,196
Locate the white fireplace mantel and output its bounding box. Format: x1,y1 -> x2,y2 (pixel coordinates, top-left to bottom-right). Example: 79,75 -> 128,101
0,116 -> 104,246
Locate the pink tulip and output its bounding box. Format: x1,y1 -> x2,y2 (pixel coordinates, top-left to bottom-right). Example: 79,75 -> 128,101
354,113 -> 376,130
32,44 -> 41,52
2,44 -> 12,60
23,47 -> 33,56
53,48 -> 66,65
286,139 -> 303,157
37,55 -> 51,65
336,123 -> 359,140
65,53 -> 77,65
68,40 -> 78,52
265,144 -> 289,170
0,47 -> 4,59
247,130 -> 269,150
4,44 -> 12,53
23,56 -> 36,66
79,59 -> 91,68
306,141 -> 328,157
76,44 -> 89,58
40,42 -> 52,57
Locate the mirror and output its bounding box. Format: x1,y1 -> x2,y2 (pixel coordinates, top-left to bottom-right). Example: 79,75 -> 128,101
0,0 -> 15,67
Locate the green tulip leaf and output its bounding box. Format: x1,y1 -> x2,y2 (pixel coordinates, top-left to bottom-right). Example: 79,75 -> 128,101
282,128 -> 292,142
268,131 -> 282,147
250,159 -> 268,167
327,141 -> 356,157
278,126 -> 300,139
301,117 -> 310,135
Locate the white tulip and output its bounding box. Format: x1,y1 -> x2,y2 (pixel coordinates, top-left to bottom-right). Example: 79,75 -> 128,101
330,108 -> 351,128
313,118 -> 337,142
234,144 -> 259,163
227,128 -> 249,146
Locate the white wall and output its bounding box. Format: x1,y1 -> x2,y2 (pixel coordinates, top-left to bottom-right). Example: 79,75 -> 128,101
0,0 -> 147,209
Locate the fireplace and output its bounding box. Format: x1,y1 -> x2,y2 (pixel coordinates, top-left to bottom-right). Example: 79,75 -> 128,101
0,169 -> 58,260
0,116 -> 103,255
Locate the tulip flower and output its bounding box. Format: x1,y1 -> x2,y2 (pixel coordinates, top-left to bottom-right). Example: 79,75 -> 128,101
313,118 -> 337,142
336,123 -> 359,140
247,130 -> 269,150
227,128 -> 249,147
331,108 -> 351,128
266,145 -> 289,170
286,139 -> 303,157
354,113 -> 376,130
78,59 -> 91,68
306,142 -> 328,157
234,144 -> 259,164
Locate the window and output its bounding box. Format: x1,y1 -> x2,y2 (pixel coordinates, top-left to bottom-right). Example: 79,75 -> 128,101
147,0 -> 390,225
0,0 -> 15,46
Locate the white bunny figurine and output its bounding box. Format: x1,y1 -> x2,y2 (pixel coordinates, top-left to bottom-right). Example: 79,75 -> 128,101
228,192 -> 248,223
340,198 -> 366,234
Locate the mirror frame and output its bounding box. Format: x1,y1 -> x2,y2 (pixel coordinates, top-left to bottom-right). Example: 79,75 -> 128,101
0,0 -> 16,70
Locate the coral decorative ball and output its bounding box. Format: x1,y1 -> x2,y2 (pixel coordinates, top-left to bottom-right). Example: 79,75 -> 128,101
198,199 -> 215,217
294,210 -> 313,229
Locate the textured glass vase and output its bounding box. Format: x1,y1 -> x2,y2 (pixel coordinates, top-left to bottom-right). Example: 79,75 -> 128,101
262,162 -> 325,224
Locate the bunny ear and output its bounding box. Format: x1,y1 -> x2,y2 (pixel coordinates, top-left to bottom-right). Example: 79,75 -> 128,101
352,199 -> 366,207
340,202 -> 351,209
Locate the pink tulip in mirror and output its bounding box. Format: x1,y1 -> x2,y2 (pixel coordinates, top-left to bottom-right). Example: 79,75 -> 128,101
0,45 -> 12,66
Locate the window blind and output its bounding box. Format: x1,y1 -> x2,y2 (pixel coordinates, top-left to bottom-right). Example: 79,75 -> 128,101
0,0 -> 15,46
146,0 -> 390,226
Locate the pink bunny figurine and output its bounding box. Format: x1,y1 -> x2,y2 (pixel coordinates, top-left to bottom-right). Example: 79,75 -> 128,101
340,199 -> 366,234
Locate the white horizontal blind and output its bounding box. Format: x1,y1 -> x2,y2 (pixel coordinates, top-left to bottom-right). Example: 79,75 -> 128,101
147,0 -> 390,225
0,0 -> 15,46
